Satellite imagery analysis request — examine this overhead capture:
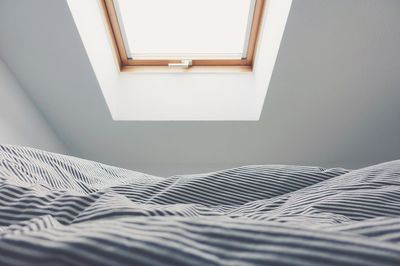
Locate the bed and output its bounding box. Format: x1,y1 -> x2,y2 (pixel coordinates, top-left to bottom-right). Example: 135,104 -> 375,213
0,144 -> 399,265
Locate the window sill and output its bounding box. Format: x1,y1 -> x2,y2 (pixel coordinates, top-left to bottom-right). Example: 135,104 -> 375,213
120,65 -> 253,74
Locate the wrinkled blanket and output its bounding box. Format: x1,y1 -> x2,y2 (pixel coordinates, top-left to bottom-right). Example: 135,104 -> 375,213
0,145 -> 399,265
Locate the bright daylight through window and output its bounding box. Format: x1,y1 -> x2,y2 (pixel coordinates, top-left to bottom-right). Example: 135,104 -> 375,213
103,0 -> 265,70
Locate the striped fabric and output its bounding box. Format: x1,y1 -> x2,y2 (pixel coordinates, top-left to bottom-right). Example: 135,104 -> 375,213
0,145 -> 399,265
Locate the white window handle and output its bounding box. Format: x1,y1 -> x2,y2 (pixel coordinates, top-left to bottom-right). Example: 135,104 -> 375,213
168,60 -> 192,69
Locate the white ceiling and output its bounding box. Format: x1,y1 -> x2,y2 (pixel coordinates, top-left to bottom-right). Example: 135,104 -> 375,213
1,0 -> 400,176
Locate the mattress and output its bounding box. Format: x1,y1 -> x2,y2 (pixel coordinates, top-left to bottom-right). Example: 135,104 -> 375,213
0,144 -> 399,265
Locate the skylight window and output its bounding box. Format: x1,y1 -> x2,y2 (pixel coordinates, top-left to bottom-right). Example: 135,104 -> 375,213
103,0 -> 266,70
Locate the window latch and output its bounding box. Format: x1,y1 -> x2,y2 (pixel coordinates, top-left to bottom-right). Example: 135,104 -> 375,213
168,60 -> 192,69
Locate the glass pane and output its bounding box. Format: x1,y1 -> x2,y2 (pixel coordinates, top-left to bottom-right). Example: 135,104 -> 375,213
115,0 -> 253,60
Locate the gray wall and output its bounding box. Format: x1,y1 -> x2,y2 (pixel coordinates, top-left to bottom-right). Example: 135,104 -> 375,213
0,58 -> 67,153
0,0 -> 400,176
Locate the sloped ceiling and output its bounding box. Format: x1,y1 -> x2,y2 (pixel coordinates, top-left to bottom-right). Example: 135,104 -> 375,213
1,0 -> 400,175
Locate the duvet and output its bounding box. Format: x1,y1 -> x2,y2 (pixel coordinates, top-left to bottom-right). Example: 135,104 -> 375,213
0,145 -> 399,265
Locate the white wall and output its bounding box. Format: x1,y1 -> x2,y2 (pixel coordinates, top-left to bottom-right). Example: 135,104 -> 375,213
0,58 -> 67,153
1,0 -> 400,176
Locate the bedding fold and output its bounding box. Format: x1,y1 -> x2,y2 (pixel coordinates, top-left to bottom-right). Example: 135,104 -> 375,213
0,145 -> 399,266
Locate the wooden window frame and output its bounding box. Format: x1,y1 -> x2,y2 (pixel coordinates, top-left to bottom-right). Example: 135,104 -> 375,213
101,0 -> 266,72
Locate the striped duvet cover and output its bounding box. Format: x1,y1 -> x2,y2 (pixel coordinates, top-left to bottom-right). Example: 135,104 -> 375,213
0,145 -> 399,266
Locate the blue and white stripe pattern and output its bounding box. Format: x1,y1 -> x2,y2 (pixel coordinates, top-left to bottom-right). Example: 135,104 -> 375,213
0,144 -> 399,265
